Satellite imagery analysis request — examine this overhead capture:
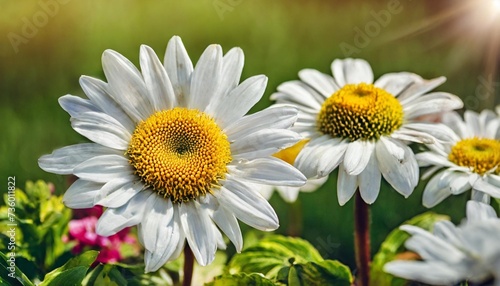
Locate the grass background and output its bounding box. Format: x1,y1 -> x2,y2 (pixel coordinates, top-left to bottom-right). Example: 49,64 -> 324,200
1,0 -> 499,270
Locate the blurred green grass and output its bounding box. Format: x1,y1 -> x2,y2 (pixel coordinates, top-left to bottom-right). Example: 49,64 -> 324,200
0,0 -> 494,269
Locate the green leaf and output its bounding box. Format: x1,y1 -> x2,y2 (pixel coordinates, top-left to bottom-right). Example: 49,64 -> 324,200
206,273 -> 277,286
40,250 -> 98,286
0,251 -> 35,286
83,264 -> 127,286
370,212 -> 449,286
279,260 -> 352,286
227,235 -> 323,278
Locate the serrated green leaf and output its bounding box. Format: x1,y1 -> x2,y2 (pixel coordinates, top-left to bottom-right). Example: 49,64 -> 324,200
206,273 -> 277,286
370,212 -> 449,286
40,250 -> 98,286
287,260 -> 352,286
228,235 -> 323,278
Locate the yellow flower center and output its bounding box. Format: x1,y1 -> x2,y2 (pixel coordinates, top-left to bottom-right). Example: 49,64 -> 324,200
127,108 -> 232,203
273,139 -> 310,165
448,138 -> 500,175
317,83 -> 404,141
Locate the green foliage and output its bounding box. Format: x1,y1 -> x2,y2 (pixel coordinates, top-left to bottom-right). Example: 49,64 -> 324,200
278,260 -> 352,286
40,250 -> 98,286
226,235 -> 352,285
207,273 -> 277,286
0,251 -> 35,286
370,212 -> 450,286
0,180 -> 72,282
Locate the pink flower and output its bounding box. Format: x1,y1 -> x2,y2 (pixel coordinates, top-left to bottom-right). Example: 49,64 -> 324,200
67,206 -> 137,264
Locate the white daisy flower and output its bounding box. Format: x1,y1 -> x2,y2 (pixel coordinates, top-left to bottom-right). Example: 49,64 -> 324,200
417,109 -> 500,208
271,58 -> 463,205
38,36 -> 306,272
257,140 -> 327,203
384,200 -> 500,285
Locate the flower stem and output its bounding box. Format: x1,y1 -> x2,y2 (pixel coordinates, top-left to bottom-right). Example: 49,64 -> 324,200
183,244 -> 194,286
354,190 -> 370,286
287,200 -> 303,237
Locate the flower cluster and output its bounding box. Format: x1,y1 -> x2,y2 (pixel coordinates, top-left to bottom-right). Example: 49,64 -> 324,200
37,35 -> 500,285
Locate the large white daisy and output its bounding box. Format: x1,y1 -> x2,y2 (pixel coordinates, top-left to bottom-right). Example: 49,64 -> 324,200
38,36 -> 306,272
271,58 -> 463,205
418,109 -> 500,207
384,200 -> 500,285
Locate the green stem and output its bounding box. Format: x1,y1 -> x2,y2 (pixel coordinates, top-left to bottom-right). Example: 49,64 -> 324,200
182,244 -> 194,286
354,190 -> 370,286
287,199 -> 303,237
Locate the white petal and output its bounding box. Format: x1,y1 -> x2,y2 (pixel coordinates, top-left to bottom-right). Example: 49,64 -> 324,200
379,136 -> 404,161
464,110 -> 481,137
96,191 -> 153,236
63,179 -> 102,208
164,36 -> 193,107
230,129 -> 302,160
384,261 -> 462,285
343,140 -> 375,176
141,197 -> 179,266
415,151 -> 452,168
276,186 -> 301,203
212,75 -> 267,127
442,111 -> 469,139
331,58 -> 374,86
401,225 -> 467,263
59,95 -> 99,117
79,76 -> 135,132
398,76 -> 446,103
373,72 -> 416,96
403,92 -> 463,119
337,165 -> 358,206
376,139 -> 418,197
141,196 -> 177,254
38,143 -> 119,175
73,154 -> 134,183
139,45 -> 176,111
225,105 -> 298,140
401,122 -> 459,144
422,170 -> 458,208
95,175 -> 144,208
205,47 -> 245,115
71,111 -> 131,150
188,44 -> 222,111
179,201 -> 217,266
229,157 -> 306,187
102,49 -> 152,121
472,178 -> 500,198
215,179 -> 279,231
466,200 -> 497,222
358,153 -> 381,204
298,68 -> 338,97
272,81 -> 323,110
449,173 -> 471,194
295,135 -> 343,178
212,204 -> 243,252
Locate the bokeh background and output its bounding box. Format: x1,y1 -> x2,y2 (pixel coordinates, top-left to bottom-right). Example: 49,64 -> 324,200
1,0 -> 499,270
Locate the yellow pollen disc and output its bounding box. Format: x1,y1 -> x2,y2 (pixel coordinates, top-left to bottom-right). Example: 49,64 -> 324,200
273,139 -> 310,165
317,83 -> 404,141
448,138 -> 500,175
127,107 -> 232,203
